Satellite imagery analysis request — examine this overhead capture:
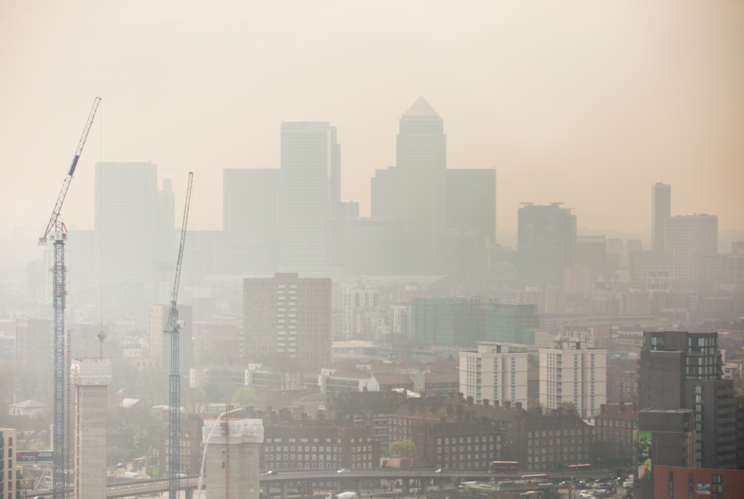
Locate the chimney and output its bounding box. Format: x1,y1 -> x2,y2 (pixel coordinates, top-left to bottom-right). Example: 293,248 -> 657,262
447,403 -> 454,417
458,392 -> 464,401
504,401 -> 511,409
483,399 -> 490,407
363,385 -> 368,392
493,400 -> 500,408
319,411 -> 326,423
467,396 -> 474,406
620,401 -> 626,411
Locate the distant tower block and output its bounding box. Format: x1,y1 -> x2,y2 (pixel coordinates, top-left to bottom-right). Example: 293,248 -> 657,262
204,418 -> 264,499
71,359 -> 112,499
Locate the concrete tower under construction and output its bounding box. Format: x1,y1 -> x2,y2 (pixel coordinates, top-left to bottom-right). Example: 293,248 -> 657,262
71,359 -> 111,499
203,418 -> 264,499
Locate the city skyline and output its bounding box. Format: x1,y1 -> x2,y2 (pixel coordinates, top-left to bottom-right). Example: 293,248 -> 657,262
1,2 -> 743,243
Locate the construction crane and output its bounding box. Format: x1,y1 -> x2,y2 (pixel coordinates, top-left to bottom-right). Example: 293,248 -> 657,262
166,172 -> 193,499
39,97 -> 101,499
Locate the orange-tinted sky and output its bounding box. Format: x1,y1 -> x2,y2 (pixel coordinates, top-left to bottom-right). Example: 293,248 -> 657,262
1,0 -> 743,240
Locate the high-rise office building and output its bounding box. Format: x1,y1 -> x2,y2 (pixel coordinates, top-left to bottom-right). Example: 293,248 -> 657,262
518,203 -> 577,287
223,168 -> 280,275
148,304 -> 193,371
15,318 -> 53,376
94,162 -> 159,285
445,169 -> 496,244
459,343 -> 528,407
539,334 -> 607,419
576,235 -> 607,282
397,98 -> 447,275
243,273 -> 331,370
370,167 -> 399,221
652,182 -> 671,252
154,178 -> 176,268
638,331 -> 736,469
71,359 -> 111,499
664,214 -> 719,285
279,123 -> 337,273
607,238 -> 624,268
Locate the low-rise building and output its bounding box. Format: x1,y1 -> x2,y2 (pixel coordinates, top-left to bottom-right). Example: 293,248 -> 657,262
510,410 -> 594,472
416,417 -> 508,470
594,402 -> 637,464
260,418 -> 379,472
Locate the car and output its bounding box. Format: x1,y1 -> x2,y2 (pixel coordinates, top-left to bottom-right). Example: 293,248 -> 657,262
435,469 -> 444,473
337,469 -> 351,474
115,463 -> 126,469
262,471 -> 279,476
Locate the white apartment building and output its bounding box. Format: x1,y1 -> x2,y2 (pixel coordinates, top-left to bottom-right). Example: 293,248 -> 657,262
341,284 -> 378,339
459,343 -> 528,407
539,335 -> 607,419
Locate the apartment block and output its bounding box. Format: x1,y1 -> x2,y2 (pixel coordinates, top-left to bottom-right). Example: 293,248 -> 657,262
243,273 -> 331,370
539,335 -> 607,419
459,343 -> 529,408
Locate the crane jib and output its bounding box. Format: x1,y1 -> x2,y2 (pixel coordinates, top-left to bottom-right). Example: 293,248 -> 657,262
68,155 -> 81,176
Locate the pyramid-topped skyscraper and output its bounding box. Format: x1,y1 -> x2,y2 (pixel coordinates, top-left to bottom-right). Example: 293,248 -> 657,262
397,97 -> 447,275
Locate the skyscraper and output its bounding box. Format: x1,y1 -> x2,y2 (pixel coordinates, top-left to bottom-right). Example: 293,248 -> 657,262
397,98 -> 447,275
445,169 -> 496,244
664,214 -> 719,285
370,167 -> 399,221
518,203 -> 577,287
94,162 -> 159,285
652,182 -> 671,252
279,123 -> 337,273
223,168 -> 280,274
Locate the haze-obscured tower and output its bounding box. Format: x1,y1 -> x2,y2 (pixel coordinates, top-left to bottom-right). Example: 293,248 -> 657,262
94,162 -> 158,285
279,123 -> 336,273
652,182 -> 671,252
518,203 -> 577,287
397,98 -> 446,275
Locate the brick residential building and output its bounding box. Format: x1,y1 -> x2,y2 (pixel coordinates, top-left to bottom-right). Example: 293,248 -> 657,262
594,402 -> 637,464
654,465 -> 744,499
260,417 -> 379,472
243,273 -> 331,370
511,409 -> 594,472
416,416 -> 509,470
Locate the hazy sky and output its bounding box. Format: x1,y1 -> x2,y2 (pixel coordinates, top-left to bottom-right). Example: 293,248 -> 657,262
1,0 -> 743,240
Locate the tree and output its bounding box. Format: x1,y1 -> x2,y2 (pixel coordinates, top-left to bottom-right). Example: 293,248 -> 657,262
232,386 -> 259,406
559,402 -> 580,418
389,440 -> 416,458
204,382 -> 235,403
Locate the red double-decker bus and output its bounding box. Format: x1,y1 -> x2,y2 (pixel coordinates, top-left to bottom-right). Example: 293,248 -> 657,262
489,461 -> 519,474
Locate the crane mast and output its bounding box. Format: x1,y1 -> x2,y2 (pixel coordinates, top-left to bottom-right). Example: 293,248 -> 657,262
39,97 -> 101,499
167,172 -> 193,499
